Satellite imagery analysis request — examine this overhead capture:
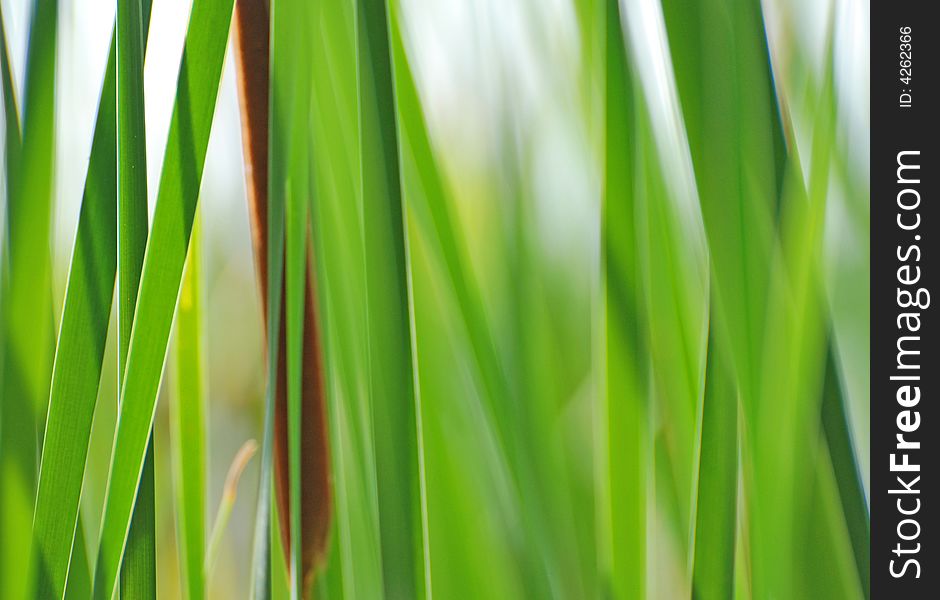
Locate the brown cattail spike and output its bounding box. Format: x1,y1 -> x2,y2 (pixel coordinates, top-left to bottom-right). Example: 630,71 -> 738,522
232,0 -> 332,595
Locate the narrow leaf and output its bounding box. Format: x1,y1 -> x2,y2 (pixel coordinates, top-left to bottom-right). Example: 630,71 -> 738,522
357,0 -> 427,596
691,327 -> 737,600
64,515 -> 92,600
116,0 -> 155,594
173,213 -> 207,600
601,1 -> 647,597
821,348 -> 869,599
32,3 -> 153,595
91,0 -> 235,596
3,1 -> 58,597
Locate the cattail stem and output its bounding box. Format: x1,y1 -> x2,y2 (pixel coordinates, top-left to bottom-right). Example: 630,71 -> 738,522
233,1 -> 332,595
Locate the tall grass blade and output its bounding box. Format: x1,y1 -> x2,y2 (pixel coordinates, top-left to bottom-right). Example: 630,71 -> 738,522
632,45 -> 708,566
117,0 -> 149,386
389,0 -> 509,423
602,1 -> 647,597
2,0 -> 58,597
659,0 -> 784,595
32,2 -> 153,594
118,448 -> 155,598
387,25 -> 530,582
4,0 -> 58,408
357,0 -> 427,596
91,0 -> 235,596
0,5 -> 27,599
661,1 -> 864,596
173,213 -> 207,600
32,35 -> 117,599
116,0 -> 155,595
659,0 -> 778,421
307,0 -> 386,596
691,328 -> 737,600
64,518 -> 92,600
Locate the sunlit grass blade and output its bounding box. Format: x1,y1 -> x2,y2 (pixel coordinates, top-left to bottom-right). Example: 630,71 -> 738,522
3,0 -> 58,409
31,34 -> 117,599
31,2 -> 154,595
659,0 -> 778,416
601,1 -> 647,596
90,0 -> 235,596
631,50 -> 709,565
0,5 -> 27,599
659,0 -> 788,595
357,0 -> 429,596
691,327 -> 737,600
2,0 -> 57,597
116,0 -> 155,595
173,213 -> 207,600
117,0 -> 149,385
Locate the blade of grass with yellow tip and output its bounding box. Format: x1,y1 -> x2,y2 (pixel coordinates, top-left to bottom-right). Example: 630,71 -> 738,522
173,211 -> 207,600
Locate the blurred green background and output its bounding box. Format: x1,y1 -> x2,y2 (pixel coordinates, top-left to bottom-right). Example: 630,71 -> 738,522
0,0 -> 868,597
